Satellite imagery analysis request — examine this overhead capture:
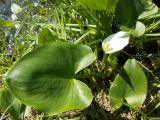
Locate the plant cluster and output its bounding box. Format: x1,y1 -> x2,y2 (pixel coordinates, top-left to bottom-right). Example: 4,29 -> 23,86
0,0 -> 160,119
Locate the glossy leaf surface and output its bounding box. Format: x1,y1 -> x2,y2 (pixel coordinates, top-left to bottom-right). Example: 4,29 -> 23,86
109,59 -> 147,109
5,42 -> 96,115
77,0 -> 118,12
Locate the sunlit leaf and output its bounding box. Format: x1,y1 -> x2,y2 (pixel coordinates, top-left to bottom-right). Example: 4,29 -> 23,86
109,59 -> 147,109
5,42 -> 96,115
0,20 -> 16,27
130,21 -> 145,37
102,31 -> 129,54
38,28 -> 57,46
77,0 -> 119,13
138,2 -> 158,19
120,21 -> 146,37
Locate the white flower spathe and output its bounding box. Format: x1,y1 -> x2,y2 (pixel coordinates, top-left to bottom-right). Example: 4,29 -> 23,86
11,3 -> 22,14
102,31 -> 129,54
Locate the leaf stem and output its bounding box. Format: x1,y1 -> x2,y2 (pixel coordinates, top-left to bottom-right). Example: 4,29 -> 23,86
74,29 -> 96,43
0,104 -> 13,120
122,50 -> 134,59
144,33 -> 160,37
122,102 -> 146,117
146,102 -> 160,116
137,61 -> 154,76
75,73 -> 109,79
122,50 -> 154,76
146,19 -> 160,32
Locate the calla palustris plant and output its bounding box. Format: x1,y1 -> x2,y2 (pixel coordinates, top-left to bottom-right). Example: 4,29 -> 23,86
4,42 -> 96,115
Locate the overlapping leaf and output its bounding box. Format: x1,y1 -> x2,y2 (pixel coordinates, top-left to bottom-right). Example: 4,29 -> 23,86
5,42 -> 96,115
116,0 -> 158,37
109,59 -> 147,108
77,0 -> 119,13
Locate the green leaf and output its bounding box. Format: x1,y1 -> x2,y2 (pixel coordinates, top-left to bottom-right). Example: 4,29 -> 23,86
116,0 -> 158,31
120,21 -> 146,37
38,28 -> 57,46
5,42 -> 96,115
107,53 -> 118,66
0,20 -> 16,27
138,2 -> 158,20
130,21 -> 145,37
77,0 -> 119,13
0,88 -> 22,120
109,59 -> 147,109
116,0 -> 144,27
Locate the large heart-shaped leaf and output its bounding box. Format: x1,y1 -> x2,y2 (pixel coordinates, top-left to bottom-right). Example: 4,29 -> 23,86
109,59 -> 147,109
77,0 -> 119,13
5,42 -> 96,115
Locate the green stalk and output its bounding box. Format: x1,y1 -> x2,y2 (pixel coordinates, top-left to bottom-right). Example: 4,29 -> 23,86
122,102 -> 146,117
0,104 -> 13,120
74,29 -> 96,43
122,50 -> 154,76
144,33 -> 160,37
146,102 -> 160,116
146,20 -> 160,32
